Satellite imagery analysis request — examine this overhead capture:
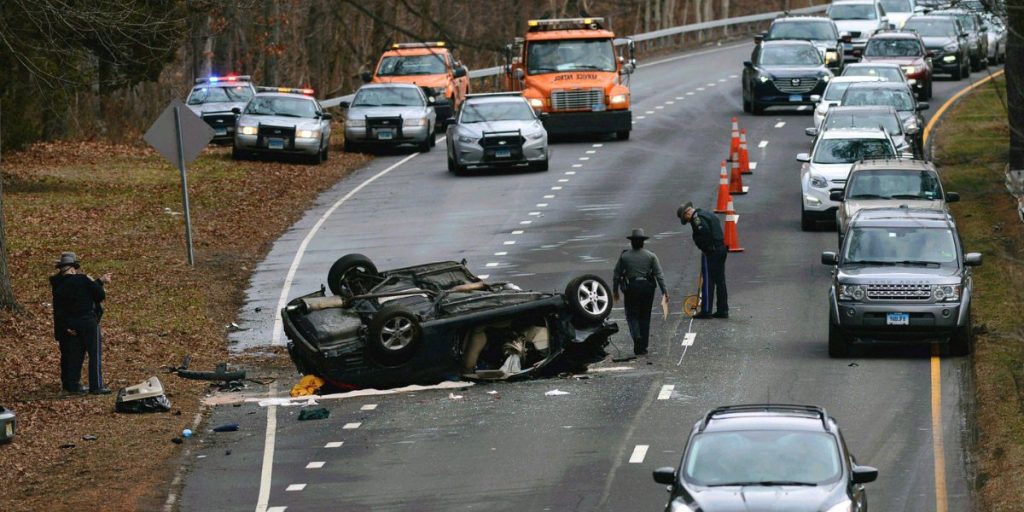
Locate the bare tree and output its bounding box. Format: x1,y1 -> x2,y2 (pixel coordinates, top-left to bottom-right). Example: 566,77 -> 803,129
1010,0 -> 1024,170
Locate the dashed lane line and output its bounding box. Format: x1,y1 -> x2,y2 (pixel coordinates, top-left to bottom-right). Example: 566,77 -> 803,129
360,404 -> 377,411
494,251 -> 507,256
305,462 -> 325,469
285,484 -> 306,492
324,442 -> 343,448
758,140 -> 769,148
774,121 -> 785,128
657,385 -> 674,400
629,445 -> 650,464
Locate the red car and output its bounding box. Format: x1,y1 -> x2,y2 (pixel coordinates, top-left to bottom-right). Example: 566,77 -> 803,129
860,30 -> 933,100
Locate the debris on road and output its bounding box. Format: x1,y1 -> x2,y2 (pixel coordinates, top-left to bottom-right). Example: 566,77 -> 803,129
82,435 -> 97,441
291,375 -> 326,397
297,408 -> 330,421
545,389 -> 570,396
0,406 -> 15,444
258,397 -> 318,407
211,423 -> 239,432
448,393 -> 464,400
115,377 -> 172,414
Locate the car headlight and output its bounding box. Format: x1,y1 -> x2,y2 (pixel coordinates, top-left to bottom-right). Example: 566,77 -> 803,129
347,118 -> 366,128
824,501 -> 854,512
902,65 -> 917,75
821,74 -> 831,82
525,130 -> 545,141
933,285 -> 961,302
403,117 -> 428,127
758,75 -> 771,83
610,94 -> 628,104
903,117 -> 919,131
839,284 -> 866,301
528,98 -> 544,108
239,126 -> 258,136
297,129 -> 320,138
944,43 -> 959,52
457,135 -> 478,144
810,174 -> 828,189
943,55 -> 957,62
825,51 -> 839,63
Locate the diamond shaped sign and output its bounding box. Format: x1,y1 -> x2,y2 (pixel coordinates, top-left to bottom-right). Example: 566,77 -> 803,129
144,98 -> 215,168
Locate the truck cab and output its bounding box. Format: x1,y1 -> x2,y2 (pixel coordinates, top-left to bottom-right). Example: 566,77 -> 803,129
363,42 -> 469,131
504,18 -> 635,140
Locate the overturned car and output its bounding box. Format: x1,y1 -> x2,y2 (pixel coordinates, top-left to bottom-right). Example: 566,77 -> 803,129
282,254 -> 618,390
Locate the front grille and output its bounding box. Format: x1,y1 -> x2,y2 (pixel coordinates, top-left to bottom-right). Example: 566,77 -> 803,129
479,130 -> 525,162
550,88 -> 603,111
365,116 -> 404,139
202,113 -> 236,132
257,124 -> 296,149
772,77 -> 819,94
866,283 -> 931,301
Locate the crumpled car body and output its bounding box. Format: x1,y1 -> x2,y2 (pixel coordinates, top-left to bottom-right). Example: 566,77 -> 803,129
282,256 -> 617,390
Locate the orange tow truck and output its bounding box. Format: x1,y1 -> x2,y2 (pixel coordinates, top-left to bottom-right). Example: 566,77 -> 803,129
503,18 -> 635,140
362,42 -> 469,131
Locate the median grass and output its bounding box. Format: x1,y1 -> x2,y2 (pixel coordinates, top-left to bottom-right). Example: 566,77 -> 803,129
931,73 -> 1024,511
0,137 -> 369,511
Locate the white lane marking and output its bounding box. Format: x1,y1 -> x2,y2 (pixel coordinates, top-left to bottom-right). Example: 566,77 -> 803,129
645,110 -> 655,114
657,385 -> 675,400
528,212 -> 541,216
707,83 -> 716,87
537,203 -> 549,207
306,462 -> 325,469
683,332 -> 697,346
579,157 -> 590,161
270,146 -> 430,345
494,251 -> 507,256
324,442 -> 343,448
675,96 -> 684,100
572,164 -> 583,168
565,171 -> 575,175
552,186 -> 563,190
666,101 -> 675,104
696,87 -> 705,91
477,274 -> 489,280
655,106 -> 664,109
636,116 -> 646,119
749,162 -> 758,170
797,105 -> 808,111
520,220 -> 532,225
586,150 -> 597,154
686,92 -> 694,96
360,404 -> 377,411
774,121 -> 786,128
729,74 -> 738,78
504,239 -> 518,244
629,445 -> 650,463
592,143 -> 604,148
342,422 -> 361,429
486,262 -> 499,267
512,230 -> 524,235
558,179 -> 569,183
758,140 -> 769,148
255,381 -> 279,512
267,507 -> 287,512
544,194 -> 555,199
285,484 -> 306,492
719,78 -> 728,82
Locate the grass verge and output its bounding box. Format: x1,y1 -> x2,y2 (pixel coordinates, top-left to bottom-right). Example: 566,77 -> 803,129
931,74 -> 1024,511
0,137 -> 370,510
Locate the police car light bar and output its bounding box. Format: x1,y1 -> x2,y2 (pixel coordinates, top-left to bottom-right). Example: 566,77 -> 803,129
194,74 -> 252,85
392,42 -> 446,49
527,17 -> 605,31
256,86 -> 315,95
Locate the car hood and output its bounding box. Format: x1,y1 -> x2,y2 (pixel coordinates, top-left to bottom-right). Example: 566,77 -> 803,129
759,66 -> 829,78
237,114 -> 320,130
455,120 -> 544,139
689,485 -> 836,512
347,105 -> 431,120
838,266 -> 962,280
373,75 -> 448,88
808,162 -> 854,181
921,37 -> 957,50
834,20 -> 880,37
188,102 -> 247,115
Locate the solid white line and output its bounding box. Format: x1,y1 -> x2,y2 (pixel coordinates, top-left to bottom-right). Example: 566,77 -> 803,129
629,445 -> 650,464
285,484 -> 306,492
254,382 -> 279,512
758,140 -> 769,148
269,145 -> 433,345
657,385 -> 674,400
360,404 -> 377,411
306,462 -> 325,469
343,422 -> 361,429
324,442 -> 343,448
774,121 -> 785,128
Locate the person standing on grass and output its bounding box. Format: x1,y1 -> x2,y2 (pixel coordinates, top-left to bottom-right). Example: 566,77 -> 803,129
50,252 -> 112,395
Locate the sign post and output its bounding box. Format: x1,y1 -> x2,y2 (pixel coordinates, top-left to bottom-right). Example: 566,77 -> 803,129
172,106 -> 196,265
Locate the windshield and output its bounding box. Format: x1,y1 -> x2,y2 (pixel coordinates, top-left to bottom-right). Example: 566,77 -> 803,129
351,87 -> 424,107
846,170 -> 942,199
824,112 -> 903,134
952,14 -> 977,31
243,96 -> 317,117
768,22 -> 838,41
376,55 -> 447,76
880,0 -> 913,13
828,4 -> 878,20
904,18 -> 958,37
760,45 -> 823,65
526,39 -> 616,74
187,86 -> 253,105
683,431 -> 842,486
842,66 -> 904,82
842,87 -> 915,110
814,138 -> 895,163
864,39 -> 924,57
844,227 -> 958,266
460,101 -> 536,123
824,81 -> 858,101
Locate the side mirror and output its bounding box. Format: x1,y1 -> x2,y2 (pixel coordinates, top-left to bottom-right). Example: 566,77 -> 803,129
841,33 -> 853,44
797,153 -> 811,163
743,61 -> 754,69
945,191 -> 960,203
805,127 -> 819,137
905,124 -> 920,135
852,465 -> 879,484
961,32 -> 970,39
964,253 -> 983,266
917,102 -> 930,111
653,467 -> 676,485
821,251 -> 838,265
621,62 -> 635,75
360,71 -> 373,83
926,50 -> 935,58
453,66 -> 468,79
338,100 -> 350,108
830,190 -> 845,201
515,68 -> 525,80
320,112 -> 332,121
754,34 -> 765,45
231,107 -> 241,115
810,94 -> 821,103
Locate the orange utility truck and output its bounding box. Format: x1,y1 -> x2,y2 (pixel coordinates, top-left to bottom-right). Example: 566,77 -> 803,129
504,18 -> 635,139
362,42 -> 470,130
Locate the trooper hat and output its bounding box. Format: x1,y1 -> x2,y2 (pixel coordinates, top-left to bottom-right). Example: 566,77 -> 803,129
677,202 -> 694,224
55,252 -> 80,269
626,228 -> 649,241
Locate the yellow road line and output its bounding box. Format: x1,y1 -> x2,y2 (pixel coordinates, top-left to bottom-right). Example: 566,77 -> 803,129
922,68 -> 1003,512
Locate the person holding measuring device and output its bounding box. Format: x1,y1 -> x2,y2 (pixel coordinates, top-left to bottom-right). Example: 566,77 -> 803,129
678,202 -> 729,319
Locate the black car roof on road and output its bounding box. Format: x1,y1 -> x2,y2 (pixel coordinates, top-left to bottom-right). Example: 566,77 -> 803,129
850,207 -> 953,228
699,404 -> 834,433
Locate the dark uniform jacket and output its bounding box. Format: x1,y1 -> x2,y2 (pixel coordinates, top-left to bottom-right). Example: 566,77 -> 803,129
613,248 -> 668,296
689,209 -> 726,254
50,273 -> 105,340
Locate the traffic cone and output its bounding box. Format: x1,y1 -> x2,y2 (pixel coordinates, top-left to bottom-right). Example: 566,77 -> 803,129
728,117 -> 740,160
714,160 -> 732,213
729,152 -> 748,195
739,129 -> 752,175
723,200 -> 745,253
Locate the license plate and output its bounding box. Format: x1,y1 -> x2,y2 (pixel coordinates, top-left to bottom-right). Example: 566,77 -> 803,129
4,422 -> 11,437
592,103 -> 606,112
789,94 -> 803,102
495,149 -> 511,158
887,312 -> 910,326
214,128 -> 227,136
268,138 -> 285,150
377,129 -> 393,140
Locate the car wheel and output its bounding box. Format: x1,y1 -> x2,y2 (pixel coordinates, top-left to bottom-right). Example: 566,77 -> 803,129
752,99 -> 765,116
429,129 -> 437,147
616,130 -> 630,141
564,274 -> 612,326
321,144 -> 329,162
742,96 -> 751,113
801,207 -> 816,232
951,63 -> 963,80
419,135 -> 432,153
926,80 -> 933,100
231,146 -> 245,160
447,153 -> 466,175
918,87 -> 928,101
530,159 -> 549,172
327,253 -> 379,297
828,320 -> 849,358
948,313 -> 972,356
367,305 -> 422,366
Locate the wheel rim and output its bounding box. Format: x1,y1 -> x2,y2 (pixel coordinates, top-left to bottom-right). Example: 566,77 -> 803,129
576,279 -> 609,316
380,317 -> 415,351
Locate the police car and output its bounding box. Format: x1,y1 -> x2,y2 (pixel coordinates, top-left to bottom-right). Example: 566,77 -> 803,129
186,75 -> 256,143
232,87 -> 332,164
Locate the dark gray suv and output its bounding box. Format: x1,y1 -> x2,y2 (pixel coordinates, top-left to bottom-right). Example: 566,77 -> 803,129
822,207 -> 982,357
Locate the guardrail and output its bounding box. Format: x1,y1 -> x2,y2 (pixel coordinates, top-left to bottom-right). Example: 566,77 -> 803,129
321,4 -> 827,108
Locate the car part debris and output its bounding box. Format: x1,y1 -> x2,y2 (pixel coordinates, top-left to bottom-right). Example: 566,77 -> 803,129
448,393 -> 464,400
115,377 -> 172,414
171,356 -> 246,383
290,375 -> 326,397
82,434 -> 97,441
0,406 -> 15,444
212,423 -> 239,432
297,408 -> 330,421
545,389 -> 570,396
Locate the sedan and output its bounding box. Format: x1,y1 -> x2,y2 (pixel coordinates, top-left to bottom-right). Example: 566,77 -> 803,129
811,75 -> 885,130
811,105 -> 917,157
860,31 -> 933,99
446,93 -> 549,174
342,83 -> 436,153
232,88 -> 332,164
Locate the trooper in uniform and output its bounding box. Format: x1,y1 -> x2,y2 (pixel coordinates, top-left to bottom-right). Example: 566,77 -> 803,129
50,252 -> 112,395
678,202 -> 729,319
613,229 -> 669,355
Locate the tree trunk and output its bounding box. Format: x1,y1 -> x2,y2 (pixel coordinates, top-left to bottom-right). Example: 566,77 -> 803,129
1008,0 -> 1024,170
200,15 -> 214,78
0,106 -> 19,311
264,0 -> 279,85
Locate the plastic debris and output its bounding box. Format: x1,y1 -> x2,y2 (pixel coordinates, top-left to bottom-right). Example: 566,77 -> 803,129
182,428 -> 193,438
115,377 -> 172,414
212,423 -> 239,432
486,390 -> 498,395
448,393 -> 464,400
297,408 -> 330,421
82,434 -> 97,441
545,389 -> 570,396
291,375 -> 326,397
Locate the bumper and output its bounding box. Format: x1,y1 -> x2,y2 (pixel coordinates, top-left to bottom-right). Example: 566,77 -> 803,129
234,134 -> 321,155
541,109 -> 631,136
803,183 -> 840,214
931,54 -> 962,74
752,82 -> 828,107
451,139 -> 548,168
831,298 -> 964,342
345,125 -> 430,146
0,407 -> 14,444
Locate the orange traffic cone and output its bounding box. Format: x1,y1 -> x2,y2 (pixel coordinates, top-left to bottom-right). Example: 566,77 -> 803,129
739,129 -> 752,175
723,200 -> 745,253
714,161 -> 732,213
728,117 -> 740,160
729,152 -> 748,195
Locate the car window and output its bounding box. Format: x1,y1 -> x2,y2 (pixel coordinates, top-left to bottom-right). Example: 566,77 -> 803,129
846,170 -> 942,199
187,86 -> 253,105
824,81 -> 856,101
814,138 -> 895,163
879,0 -> 912,13
526,39 -> 616,74
376,55 -> 447,76
842,87 -> 914,110
759,45 -> 823,65
828,4 -> 878,20
243,96 -> 318,117
351,87 -> 425,107
825,112 -> 903,134
768,21 -> 838,41
683,431 -> 842,486
903,18 -> 958,37
844,227 -> 958,265
460,101 -> 536,123
842,66 -> 904,83
954,14 -> 977,31
864,39 -> 924,57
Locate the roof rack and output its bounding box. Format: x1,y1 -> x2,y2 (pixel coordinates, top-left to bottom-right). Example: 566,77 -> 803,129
699,404 -> 831,432
391,41 -> 448,49
527,17 -> 605,31
465,92 -> 523,98
194,75 -> 251,85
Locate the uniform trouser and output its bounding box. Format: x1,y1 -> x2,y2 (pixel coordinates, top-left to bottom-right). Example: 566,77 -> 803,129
58,333 -> 85,392
59,319 -> 103,391
624,280 -> 656,354
705,248 -> 728,313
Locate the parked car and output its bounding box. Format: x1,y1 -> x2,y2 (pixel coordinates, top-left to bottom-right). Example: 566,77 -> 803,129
763,15 -> 847,71
822,207 -> 981,356
828,0 -> 893,60
811,75 -> 886,130
840,81 -> 928,150
446,93 -> 549,174
186,75 -> 255,144
931,9 -> 988,70
809,105 -> 916,157
902,15 -> 971,79
653,404 -> 878,512
860,30 -> 933,99
232,87 -> 332,164
742,40 -> 833,115
983,15 -> 1006,64
342,83 -> 437,153
282,255 -> 618,390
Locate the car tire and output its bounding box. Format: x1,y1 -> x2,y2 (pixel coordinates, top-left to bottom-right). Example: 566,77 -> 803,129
367,304 -> 422,366
447,154 -> 466,175
925,80 -> 933,100
801,207 -> 816,232
564,274 -> 612,326
752,99 -> 765,116
742,96 -> 752,113
828,320 -> 849,358
949,313 -> 972,356
419,135 -> 432,153
530,159 -> 549,172
429,129 -> 437,147
344,139 -> 361,153
327,253 -> 379,297
231,146 -> 245,160
617,130 -> 630,141
952,64 -> 963,80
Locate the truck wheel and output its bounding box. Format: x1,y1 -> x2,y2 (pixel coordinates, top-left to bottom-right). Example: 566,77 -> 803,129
367,305 -> 422,366
344,139 -> 361,153
327,254 -> 378,297
828,321 -> 849,358
231,146 -> 245,160
948,313 -> 972,356
617,130 -> 630,141
564,274 -> 612,326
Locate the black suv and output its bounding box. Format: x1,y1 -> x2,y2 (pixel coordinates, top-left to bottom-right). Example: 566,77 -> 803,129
903,15 -> 971,79
743,40 -> 834,115
822,207 -> 982,357
653,404 -> 877,512
931,9 -> 989,71
763,16 -> 847,72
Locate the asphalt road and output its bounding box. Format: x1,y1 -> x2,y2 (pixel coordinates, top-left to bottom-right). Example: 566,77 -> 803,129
179,42 -> 999,511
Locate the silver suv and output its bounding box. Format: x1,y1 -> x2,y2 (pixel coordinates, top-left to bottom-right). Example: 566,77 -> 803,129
821,207 -> 981,357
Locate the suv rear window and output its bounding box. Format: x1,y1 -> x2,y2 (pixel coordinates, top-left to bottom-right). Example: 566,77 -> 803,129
846,170 -> 941,200
814,138 -> 895,164
768,21 -> 837,41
